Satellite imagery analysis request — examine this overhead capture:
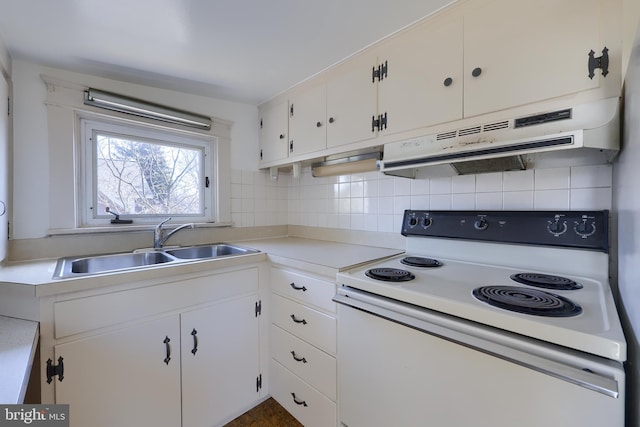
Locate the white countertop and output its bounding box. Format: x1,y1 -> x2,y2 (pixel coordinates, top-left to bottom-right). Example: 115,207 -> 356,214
0,316 -> 38,403
236,237 -> 403,276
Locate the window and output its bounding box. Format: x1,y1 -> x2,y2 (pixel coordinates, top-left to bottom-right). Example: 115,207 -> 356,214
80,118 -> 215,226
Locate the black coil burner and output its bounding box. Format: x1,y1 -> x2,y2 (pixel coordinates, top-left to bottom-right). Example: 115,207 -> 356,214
510,273 -> 583,290
365,268 -> 415,282
401,256 -> 442,268
472,285 -> 582,317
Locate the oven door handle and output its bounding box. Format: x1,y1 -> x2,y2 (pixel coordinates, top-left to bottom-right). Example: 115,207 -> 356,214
334,288 -> 620,399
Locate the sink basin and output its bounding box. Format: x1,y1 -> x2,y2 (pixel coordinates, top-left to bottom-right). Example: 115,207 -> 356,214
166,244 -> 259,260
70,251 -> 174,274
53,243 -> 260,279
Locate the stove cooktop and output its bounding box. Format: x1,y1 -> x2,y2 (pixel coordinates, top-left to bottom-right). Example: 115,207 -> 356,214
337,210 -> 626,362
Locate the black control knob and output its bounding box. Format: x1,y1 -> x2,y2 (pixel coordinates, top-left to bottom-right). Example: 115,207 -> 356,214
474,218 -> 489,231
422,217 -> 433,228
574,219 -> 596,237
408,217 -> 419,227
548,219 -> 568,235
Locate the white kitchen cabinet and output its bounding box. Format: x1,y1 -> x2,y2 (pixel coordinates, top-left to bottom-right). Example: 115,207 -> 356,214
269,266 -> 337,427
463,0 -> 617,117
257,0 -> 621,170
288,84 -> 327,157
54,316 -> 182,427
0,74 -> 8,261
181,294 -> 261,427
376,13 -> 463,136
325,51 -> 379,148
259,100 -> 289,165
45,265 -> 265,427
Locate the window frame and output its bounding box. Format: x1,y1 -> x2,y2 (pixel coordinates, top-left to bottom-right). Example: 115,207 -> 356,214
79,116 -> 217,227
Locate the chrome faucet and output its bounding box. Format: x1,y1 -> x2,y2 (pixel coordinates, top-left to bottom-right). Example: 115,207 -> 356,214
153,218 -> 195,248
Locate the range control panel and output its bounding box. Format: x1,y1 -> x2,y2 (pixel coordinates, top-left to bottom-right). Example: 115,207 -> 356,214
401,210 -> 609,252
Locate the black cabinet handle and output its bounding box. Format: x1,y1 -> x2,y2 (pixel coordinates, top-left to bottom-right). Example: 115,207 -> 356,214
472,67 -> 482,77
328,117 -> 335,124
279,134 -> 285,139
443,77 -> 453,87
191,329 -> 198,355
290,314 -> 307,325
289,282 -> 307,292
163,336 -> 171,365
291,351 -> 308,363
291,392 -> 308,407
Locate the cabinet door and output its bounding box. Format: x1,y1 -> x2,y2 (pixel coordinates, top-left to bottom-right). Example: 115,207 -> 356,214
54,316 -> 181,427
289,84 -> 327,157
464,0 -> 605,117
377,15 -> 463,135
259,100 -> 289,164
181,294 -> 260,427
326,52 -> 379,148
0,75 -> 8,262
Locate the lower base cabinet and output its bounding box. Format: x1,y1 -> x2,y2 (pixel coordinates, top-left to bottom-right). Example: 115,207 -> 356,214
181,294 -> 260,427
49,266 -> 265,427
55,316 -> 182,427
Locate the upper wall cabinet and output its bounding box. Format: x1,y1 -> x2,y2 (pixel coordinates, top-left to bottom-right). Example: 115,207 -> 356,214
463,0 -> 618,117
326,51 -> 379,149
259,100 -> 289,164
258,0 -> 621,169
376,14 -> 464,137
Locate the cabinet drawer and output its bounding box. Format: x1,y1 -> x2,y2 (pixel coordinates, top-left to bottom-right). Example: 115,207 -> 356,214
270,359 -> 336,427
271,324 -> 336,401
271,294 -> 336,355
271,268 -> 336,313
55,268 -> 258,338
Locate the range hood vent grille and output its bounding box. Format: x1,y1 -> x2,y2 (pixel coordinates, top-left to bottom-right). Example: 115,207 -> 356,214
483,120 -> 510,132
436,130 -> 457,141
458,126 -> 482,136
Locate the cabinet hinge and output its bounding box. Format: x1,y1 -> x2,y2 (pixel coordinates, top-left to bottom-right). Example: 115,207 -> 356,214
290,104 -> 294,117
46,357 -> 65,384
372,60 -> 388,83
260,118 -> 263,129
588,47 -> 609,79
371,112 -> 388,132
256,373 -> 263,392
255,300 -> 262,317
260,149 -> 263,160
205,176 -> 210,188
289,140 -> 294,153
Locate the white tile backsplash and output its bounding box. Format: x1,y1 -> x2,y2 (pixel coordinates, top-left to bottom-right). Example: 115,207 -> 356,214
534,167 -> 571,190
231,165 -> 613,231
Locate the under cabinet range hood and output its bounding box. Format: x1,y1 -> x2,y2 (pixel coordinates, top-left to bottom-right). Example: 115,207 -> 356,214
380,97 -> 620,175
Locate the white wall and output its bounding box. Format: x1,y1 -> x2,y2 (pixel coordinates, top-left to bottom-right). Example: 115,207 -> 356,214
11,60 -> 259,239
613,24 -> 640,427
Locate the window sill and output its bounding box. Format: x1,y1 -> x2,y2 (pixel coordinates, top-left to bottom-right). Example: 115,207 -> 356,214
47,222 -> 233,236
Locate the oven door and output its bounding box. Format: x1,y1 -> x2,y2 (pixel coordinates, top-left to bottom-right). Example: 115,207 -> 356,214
334,287 -> 624,427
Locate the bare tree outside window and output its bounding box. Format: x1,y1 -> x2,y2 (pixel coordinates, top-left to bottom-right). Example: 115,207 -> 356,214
95,133 -> 203,216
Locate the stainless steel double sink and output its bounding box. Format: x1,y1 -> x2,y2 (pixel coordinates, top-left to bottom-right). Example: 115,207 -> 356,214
53,243 -> 260,279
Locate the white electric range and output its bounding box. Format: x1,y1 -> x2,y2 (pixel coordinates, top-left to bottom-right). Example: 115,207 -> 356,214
334,210 -> 627,427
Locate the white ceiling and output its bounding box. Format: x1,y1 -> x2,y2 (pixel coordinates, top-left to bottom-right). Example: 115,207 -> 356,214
0,0 -> 454,105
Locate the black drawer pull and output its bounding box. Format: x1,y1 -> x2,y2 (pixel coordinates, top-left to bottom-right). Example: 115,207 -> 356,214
291,392 -> 308,407
289,282 -> 307,292
291,351 -> 308,363
290,314 -> 307,325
